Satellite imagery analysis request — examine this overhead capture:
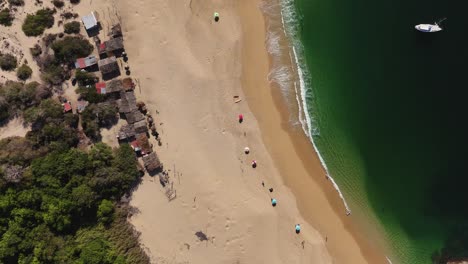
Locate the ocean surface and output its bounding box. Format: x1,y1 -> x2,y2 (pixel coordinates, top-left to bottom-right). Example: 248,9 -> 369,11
264,0 -> 468,263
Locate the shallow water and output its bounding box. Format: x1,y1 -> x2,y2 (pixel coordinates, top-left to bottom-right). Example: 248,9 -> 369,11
272,0 -> 468,263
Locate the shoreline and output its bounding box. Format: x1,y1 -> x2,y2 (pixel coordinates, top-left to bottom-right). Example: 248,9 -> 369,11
237,0 -> 388,263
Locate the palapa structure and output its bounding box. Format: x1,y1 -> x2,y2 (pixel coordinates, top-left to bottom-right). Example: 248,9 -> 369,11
142,152 -> 162,173
133,120 -> 148,134
117,124 -> 136,141
117,91 -> 137,114
122,77 -> 135,91
106,79 -> 124,94
99,37 -> 124,56
98,56 -> 120,79
126,110 -> 145,124
108,24 -> 122,38
136,133 -> 152,154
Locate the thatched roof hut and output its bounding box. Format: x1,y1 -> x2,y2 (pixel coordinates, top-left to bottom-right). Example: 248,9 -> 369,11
133,120 -> 148,134
99,37 -> 124,54
117,124 -> 136,141
136,133 -> 152,154
122,77 -> 135,91
142,152 -> 161,173
117,91 -> 137,114
108,24 -> 122,38
106,79 -> 124,93
98,56 -> 120,78
126,110 -> 145,124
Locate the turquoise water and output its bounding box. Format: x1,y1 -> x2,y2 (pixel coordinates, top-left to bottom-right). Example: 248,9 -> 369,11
289,0 -> 468,263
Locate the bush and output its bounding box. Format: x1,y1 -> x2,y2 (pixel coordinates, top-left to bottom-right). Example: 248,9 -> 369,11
64,21 -> 80,34
16,64 -> 32,80
8,0 -> 24,6
0,53 -> 17,71
61,12 -> 78,20
0,9 -> 13,27
70,0 -> 80,4
22,8 -> 55,37
30,44 -> 42,57
52,0 -> 64,8
51,36 -> 93,63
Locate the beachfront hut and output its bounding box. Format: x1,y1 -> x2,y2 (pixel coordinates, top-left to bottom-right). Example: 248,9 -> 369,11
82,12 -> 98,31
108,24 -> 122,38
98,56 -> 120,80
125,110 -> 145,124
122,77 -> 135,91
74,56 -> 97,70
136,133 -> 152,154
117,91 -> 137,114
99,37 -> 124,58
133,120 -> 148,134
76,100 -> 89,113
106,79 -> 124,93
142,152 -> 161,173
117,124 -> 136,141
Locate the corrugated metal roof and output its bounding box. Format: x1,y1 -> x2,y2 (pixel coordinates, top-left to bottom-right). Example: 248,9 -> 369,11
74,56 -> 97,69
82,12 -> 97,30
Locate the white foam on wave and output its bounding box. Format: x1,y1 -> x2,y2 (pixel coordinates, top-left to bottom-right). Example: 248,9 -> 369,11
260,0 -> 351,215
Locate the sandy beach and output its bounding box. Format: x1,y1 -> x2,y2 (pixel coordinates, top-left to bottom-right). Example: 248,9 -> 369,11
110,0 -> 388,263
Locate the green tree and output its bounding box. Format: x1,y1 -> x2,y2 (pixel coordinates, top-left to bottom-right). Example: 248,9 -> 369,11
42,199 -> 72,232
97,199 -> 113,225
0,9 -> 13,27
0,53 -> 17,71
22,9 -> 55,37
16,64 -> 32,80
51,36 -> 93,63
52,0 -> 64,8
64,21 -> 81,34
8,0 -> 24,6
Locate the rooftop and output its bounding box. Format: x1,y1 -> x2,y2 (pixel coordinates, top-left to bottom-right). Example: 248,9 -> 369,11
126,110 -> 145,124
99,37 -> 124,53
142,152 -> 162,172
82,12 -> 98,30
74,56 -> 97,69
98,56 -> 119,75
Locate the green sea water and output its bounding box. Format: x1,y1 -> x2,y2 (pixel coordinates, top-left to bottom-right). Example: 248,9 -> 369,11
290,0 -> 468,263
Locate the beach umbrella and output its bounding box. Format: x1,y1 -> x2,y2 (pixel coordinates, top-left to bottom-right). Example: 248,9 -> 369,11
295,224 -> 301,234
244,147 -> 250,154
271,198 -> 277,207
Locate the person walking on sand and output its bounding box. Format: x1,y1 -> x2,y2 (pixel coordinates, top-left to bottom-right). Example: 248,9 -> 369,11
251,160 -> 257,168
238,114 -> 244,123
271,198 -> 277,207
295,224 -> 301,234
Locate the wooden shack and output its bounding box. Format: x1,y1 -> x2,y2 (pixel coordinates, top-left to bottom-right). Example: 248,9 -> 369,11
99,37 -> 124,57
142,152 -> 161,173
106,79 -> 124,94
126,110 -> 145,124
133,120 -> 148,134
117,124 -> 136,141
117,91 -> 137,114
98,56 -> 120,79
136,133 -> 152,154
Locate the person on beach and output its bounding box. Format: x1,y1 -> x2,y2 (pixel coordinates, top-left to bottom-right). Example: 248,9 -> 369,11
244,147 -> 250,154
295,224 -> 301,234
214,12 -> 219,22
271,198 -> 277,207
238,114 -> 244,123
269,187 -> 273,193
251,160 -> 257,168
262,181 -> 264,187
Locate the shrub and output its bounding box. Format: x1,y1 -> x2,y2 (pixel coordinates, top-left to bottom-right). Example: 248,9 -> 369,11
30,44 -> 42,57
70,0 -> 80,4
22,8 -> 55,37
52,0 -> 64,8
8,0 -> 24,6
64,21 -> 80,34
51,36 -> 93,63
0,9 -> 13,27
16,64 -> 32,80
61,12 -> 78,20
0,53 -> 17,71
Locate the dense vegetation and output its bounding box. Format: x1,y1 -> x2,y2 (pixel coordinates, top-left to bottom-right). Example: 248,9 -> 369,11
8,0 -> 24,6
52,0 -> 65,8
64,21 -> 81,34
0,54 -> 17,71
0,9 -> 13,27
51,36 -> 93,63
22,8 -> 55,37
16,64 -> 32,80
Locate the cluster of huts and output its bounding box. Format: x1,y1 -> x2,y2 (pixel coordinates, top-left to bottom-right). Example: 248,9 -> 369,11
69,12 -> 162,174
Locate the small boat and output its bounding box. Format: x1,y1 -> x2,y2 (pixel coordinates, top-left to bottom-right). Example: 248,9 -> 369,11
415,18 -> 446,32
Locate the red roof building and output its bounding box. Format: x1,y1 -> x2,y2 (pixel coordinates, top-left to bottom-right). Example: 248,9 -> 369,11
63,102 -> 72,113
95,82 -> 107,94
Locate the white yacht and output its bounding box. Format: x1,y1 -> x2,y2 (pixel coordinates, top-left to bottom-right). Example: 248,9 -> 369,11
415,18 -> 446,32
